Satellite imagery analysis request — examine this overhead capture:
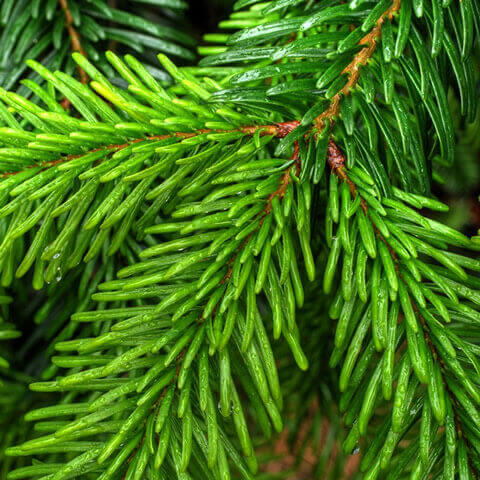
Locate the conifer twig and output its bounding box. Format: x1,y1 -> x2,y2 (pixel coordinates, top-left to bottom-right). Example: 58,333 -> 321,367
58,0 -> 88,85
0,121 -> 301,178
328,139 -> 477,477
315,0 -> 402,131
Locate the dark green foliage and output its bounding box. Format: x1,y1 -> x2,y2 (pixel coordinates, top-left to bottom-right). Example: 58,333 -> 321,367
0,288 -> 15,370
0,0 -> 194,96
0,0 -> 479,479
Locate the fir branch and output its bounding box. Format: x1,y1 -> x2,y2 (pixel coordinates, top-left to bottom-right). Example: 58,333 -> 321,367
0,0 -> 479,478
0,120 -> 300,178
328,138 -> 480,477
314,0 -> 402,131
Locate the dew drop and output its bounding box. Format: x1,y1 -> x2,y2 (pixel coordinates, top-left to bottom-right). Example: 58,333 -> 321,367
53,253 -> 60,259
217,401 -> 233,415
352,446 -> 360,455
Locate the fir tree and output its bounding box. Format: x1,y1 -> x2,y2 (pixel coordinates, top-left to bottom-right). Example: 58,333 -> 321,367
1,0 -> 480,479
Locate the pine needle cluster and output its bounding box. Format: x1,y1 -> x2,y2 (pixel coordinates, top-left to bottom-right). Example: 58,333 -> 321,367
0,0 -> 480,479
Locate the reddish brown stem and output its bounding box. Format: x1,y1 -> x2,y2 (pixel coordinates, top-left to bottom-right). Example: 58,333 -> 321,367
0,120 -> 301,179
220,140 -> 302,286
58,0 -> 88,84
265,140 -> 301,215
315,0 -> 401,131
327,139 -> 367,214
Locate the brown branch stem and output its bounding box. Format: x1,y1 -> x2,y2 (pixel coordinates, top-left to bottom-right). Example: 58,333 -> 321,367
314,0 -> 401,132
220,141 -> 301,287
58,0 -> 88,85
0,120 -> 301,179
